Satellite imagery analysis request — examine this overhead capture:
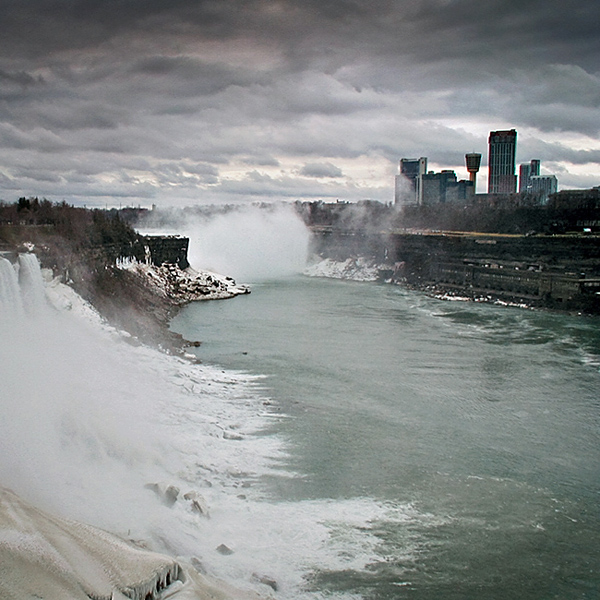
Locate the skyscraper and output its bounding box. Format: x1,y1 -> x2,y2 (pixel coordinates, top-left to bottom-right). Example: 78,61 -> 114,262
488,129 -> 517,194
395,157 -> 427,205
519,159 -> 541,192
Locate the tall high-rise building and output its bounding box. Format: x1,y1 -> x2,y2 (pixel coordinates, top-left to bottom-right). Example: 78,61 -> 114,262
395,157 -> 427,205
530,175 -> 558,202
488,129 -> 517,194
420,170 -> 474,205
519,159 -> 541,192
519,164 -> 531,193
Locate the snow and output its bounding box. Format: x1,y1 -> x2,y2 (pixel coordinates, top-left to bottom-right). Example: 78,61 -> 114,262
304,256 -> 390,282
117,259 -> 250,303
43,269 -> 108,328
0,487 -> 263,600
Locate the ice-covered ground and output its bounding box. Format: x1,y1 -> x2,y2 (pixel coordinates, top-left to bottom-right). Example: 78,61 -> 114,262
117,258 -> 251,303
304,256 -> 390,282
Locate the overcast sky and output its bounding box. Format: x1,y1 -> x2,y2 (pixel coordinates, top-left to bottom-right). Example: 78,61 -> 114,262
1,0 -> 599,207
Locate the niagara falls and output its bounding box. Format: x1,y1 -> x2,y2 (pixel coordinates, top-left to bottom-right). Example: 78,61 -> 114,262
1,200 -> 599,599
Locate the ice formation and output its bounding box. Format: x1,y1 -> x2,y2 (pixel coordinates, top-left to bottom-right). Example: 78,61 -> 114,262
304,256 -> 388,282
0,486 -> 182,600
0,487 -> 266,600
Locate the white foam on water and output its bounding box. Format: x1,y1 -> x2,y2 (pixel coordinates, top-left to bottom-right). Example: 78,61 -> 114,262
1,254 -> 436,599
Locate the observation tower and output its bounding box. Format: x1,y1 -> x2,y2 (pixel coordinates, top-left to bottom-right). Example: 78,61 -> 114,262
465,153 -> 482,193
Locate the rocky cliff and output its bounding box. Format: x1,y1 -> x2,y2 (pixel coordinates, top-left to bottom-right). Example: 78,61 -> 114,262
310,228 -> 600,313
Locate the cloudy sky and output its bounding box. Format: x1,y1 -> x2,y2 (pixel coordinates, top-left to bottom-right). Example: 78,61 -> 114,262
1,0 -> 599,207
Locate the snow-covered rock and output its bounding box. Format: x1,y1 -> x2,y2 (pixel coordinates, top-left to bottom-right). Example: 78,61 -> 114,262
304,257 -> 390,282
118,260 -> 250,304
0,487 -> 263,600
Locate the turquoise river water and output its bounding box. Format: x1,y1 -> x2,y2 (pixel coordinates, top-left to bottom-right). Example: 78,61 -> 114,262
171,275 -> 600,600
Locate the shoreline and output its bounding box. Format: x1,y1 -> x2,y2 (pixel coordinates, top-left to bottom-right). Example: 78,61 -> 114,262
114,259 -> 251,354
305,256 -> 598,316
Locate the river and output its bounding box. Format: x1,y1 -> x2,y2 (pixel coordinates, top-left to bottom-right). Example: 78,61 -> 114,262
171,274 -> 600,600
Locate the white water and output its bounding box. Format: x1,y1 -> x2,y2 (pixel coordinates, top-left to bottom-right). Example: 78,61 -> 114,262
18,253 -> 48,315
0,256 -> 24,318
1,253 -> 405,599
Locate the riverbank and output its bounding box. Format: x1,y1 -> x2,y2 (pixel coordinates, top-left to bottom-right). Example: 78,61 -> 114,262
308,229 -> 600,315
112,259 -> 250,351
305,256 -> 551,312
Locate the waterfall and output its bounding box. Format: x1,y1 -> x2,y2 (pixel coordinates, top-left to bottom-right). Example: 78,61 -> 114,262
18,253 -> 47,315
0,256 -> 24,319
0,253 -> 47,321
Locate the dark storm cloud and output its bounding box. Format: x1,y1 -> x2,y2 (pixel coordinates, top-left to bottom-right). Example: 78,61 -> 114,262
127,56 -> 258,99
3,0 -> 597,67
0,69 -> 44,87
0,0 -> 598,205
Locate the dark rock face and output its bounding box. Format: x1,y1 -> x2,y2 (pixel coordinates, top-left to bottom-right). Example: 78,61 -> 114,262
312,229 -> 600,313
80,265 -> 183,350
141,236 -> 190,269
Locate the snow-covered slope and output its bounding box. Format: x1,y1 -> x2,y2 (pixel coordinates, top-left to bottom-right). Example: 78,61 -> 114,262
118,260 -> 250,303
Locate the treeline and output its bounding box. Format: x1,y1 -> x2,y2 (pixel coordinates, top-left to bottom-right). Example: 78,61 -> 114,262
0,198 -> 182,348
299,199 -> 600,235
0,197 -> 142,260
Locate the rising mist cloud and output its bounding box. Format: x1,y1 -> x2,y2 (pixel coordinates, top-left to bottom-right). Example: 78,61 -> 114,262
182,204 -> 311,282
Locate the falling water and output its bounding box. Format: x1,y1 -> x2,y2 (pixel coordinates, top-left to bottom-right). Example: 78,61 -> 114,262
17,253 -> 47,315
0,256 -> 24,318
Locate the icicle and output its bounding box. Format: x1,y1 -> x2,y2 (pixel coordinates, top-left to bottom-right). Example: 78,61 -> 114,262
120,563 -> 184,600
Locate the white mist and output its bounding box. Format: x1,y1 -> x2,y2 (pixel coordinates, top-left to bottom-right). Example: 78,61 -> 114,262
0,258 -> 168,535
183,204 -> 310,283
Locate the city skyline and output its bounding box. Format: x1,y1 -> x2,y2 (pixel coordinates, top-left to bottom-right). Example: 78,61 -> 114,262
0,0 -> 599,208
395,127 -> 565,206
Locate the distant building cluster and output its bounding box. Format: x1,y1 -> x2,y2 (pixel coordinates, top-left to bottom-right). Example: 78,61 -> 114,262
395,128 -> 558,207
396,157 -> 475,207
